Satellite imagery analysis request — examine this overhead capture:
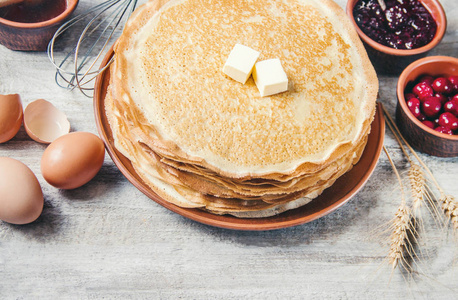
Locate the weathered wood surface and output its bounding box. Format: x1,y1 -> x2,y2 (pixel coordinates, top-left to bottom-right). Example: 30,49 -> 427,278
1,0 -> 457,298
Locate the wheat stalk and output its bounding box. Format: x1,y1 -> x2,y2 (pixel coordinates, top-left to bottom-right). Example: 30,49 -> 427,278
408,163 -> 426,211
383,146 -> 419,272
388,204 -> 418,271
406,163 -> 432,238
381,104 -> 457,232
439,195 -> 458,231
382,106 -> 430,241
406,164 -> 443,227
381,106 -> 428,214
382,105 -> 441,189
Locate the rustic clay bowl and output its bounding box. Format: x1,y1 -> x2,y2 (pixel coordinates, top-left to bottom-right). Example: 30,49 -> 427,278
0,0 -> 78,51
396,56 -> 458,157
346,0 -> 447,75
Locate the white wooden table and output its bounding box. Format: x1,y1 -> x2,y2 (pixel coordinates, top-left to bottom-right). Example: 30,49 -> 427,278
1,0 -> 457,298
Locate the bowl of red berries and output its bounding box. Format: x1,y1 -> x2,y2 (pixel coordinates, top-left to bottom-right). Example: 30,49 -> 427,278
396,56 -> 458,157
347,0 -> 447,74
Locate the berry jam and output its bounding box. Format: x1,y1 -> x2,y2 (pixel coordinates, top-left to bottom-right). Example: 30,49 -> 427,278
353,0 -> 437,50
0,0 -> 67,23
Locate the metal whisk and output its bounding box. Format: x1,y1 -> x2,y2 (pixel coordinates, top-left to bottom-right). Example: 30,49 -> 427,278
47,0 -> 138,97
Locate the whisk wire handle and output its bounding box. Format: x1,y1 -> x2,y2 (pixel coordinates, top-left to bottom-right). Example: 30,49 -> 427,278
74,0 -> 136,93
47,0 -> 138,98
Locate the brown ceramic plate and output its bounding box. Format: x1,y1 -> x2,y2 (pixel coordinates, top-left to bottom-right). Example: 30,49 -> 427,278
93,50 -> 385,231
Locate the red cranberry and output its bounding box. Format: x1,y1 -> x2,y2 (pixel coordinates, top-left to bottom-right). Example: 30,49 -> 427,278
435,126 -> 453,135
422,120 -> 435,129
405,93 -> 416,100
438,112 -> 458,131
407,98 -> 421,118
434,93 -> 448,105
448,76 -> 458,92
413,82 -> 434,101
404,74 -> 458,135
432,77 -> 453,94
419,75 -> 434,86
444,98 -> 458,117
422,97 -> 442,118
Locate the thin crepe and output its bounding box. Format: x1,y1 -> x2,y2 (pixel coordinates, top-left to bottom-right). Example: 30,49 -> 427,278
105,0 -> 378,217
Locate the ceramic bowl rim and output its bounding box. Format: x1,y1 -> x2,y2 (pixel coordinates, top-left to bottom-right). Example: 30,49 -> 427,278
0,0 -> 79,29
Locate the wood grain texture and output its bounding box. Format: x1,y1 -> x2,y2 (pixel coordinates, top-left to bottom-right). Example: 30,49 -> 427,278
1,0 -> 457,299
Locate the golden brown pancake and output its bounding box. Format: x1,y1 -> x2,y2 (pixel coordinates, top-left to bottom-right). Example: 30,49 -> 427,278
105,0 -> 378,217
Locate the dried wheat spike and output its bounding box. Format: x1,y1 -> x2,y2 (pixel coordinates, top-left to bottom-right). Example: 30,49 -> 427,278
440,195 -> 458,230
389,204 -> 416,271
408,164 -> 426,212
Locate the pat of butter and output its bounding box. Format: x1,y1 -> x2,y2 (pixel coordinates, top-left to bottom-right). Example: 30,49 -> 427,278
223,44 -> 260,84
252,58 -> 288,97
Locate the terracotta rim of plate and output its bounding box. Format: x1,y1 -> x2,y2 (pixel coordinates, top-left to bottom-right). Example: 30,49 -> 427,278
93,48 -> 385,231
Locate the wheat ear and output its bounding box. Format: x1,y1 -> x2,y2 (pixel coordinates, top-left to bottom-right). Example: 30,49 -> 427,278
439,195 -> 458,231
407,164 -> 430,233
383,146 -> 418,272
406,164 -> 442,223
408,162 -> 428,206
389,204 -> 417,271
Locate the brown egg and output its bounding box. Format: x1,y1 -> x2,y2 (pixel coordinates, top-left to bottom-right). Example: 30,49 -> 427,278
41,132 -> 105,189
0,157 -> 44,225
0,94 -> 23,143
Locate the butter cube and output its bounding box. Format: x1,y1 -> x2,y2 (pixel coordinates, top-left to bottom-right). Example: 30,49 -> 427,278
252,58 -> 288,97
223,44 -> 260,84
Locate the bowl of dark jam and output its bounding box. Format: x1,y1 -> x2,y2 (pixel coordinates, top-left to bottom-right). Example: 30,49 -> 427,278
0,0 -> 78,51
396,56 -> 458,157
346,0 -> 447,74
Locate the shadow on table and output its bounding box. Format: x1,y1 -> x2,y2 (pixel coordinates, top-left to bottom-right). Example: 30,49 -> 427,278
187,188 -> 381,248
4,198 -> 63,243
58,162 -> 125,201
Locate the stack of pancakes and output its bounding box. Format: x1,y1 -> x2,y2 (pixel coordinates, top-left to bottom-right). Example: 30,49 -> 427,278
104,0 -> 378,217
